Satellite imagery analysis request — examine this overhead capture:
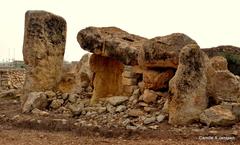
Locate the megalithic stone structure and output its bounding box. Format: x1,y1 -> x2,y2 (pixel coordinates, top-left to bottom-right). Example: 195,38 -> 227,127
77,26 -> 147,65
138,33 -> 197,69
22,10 -> 66,105
168,44 -> 209,125
77,27 -> 147,103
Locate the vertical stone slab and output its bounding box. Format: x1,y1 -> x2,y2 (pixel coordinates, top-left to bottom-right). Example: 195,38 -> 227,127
22,11 -> 66,103
90,54 -> 124,104
168,44 -> 208,125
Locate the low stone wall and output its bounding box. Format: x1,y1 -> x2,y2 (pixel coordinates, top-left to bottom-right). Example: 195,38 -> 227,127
0,68 -> 25,90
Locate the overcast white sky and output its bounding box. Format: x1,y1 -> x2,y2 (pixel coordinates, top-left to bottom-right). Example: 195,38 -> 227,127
0,0 -> 240,61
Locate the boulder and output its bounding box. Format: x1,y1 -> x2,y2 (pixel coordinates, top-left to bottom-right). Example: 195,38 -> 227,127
32,108 -> 49,116
207,56 -> 240,103
128,109 -> 144,117
68,93 -> 78,103
22,11 -> 66,103
156,114 -> 166,123
77,26 -> 147,65
57,53 -> 93,93
0,89 -> 16,98
76,53 -> 93,88
144,116 -> 156,124
143,69 -> 175,90
210,56 -> 228,71
22,92 -> 48,113
45,90 -> 56,98
123,85 -> 138,96
50,99 -> 64,109
203,45 -> 240,76
138,33 -> 197,68
68,103 -> 84,115
107,96 -> 128,106
168,44 -> 209,125
200,105 -> 236,126
221,102 -> 240,120
90,54 -> 124,104
142,89 -> 158,103
56,65 -> 77,93
115,105 -> 127,112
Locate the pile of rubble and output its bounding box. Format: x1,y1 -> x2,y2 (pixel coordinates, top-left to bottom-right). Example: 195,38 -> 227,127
20,10 -> 240,130
0,69 -> 25,90
22,88 -> 168,130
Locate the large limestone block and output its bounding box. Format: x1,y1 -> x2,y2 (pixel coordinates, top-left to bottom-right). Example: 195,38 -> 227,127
57,53 -> 93,93
77,27 -> 147,65
203,45 -> 240,76
168,44 -> 208,125
139,33 -> 197,68
22,92 -> 48,113
22,10 -> 66,97
200,105 -> 236,126
90,54 -> 124,104
143,69 -> 175,91
210,56 -> 228,71
206,57 -> 240,103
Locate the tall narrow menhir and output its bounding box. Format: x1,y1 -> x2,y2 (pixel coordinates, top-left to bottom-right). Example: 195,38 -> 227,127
22,11 -> 66,104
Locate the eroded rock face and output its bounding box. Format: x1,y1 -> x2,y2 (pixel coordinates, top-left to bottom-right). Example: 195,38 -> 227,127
203,45 -> 240,76
142,89 -> 158,103
139,33 -> 197,68
207,56 -> 240,103
209,56 -> 228,71
200,105 -> 236,126
22,92 -> 48,113
143,69 -> 175,91
57,53 -> 93,93
90,54 -> 124,104
168,44 -> 208,125
22,11 -> 66,103
77,27 -> 147,65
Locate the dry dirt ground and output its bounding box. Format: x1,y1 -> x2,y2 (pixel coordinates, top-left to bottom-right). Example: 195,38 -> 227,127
0,97 -> 239,145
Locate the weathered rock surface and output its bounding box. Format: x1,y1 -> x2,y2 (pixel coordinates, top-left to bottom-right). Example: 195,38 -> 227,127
209,56 -> 228,71
0,89 -> 16,98
138,33 -> 197,68
50,99 -> 64,109
0,69 -> 25,90
156,114 -> 166,123
77,27 -> 147,65
207,56 -> 240,103
203,45 -> 240,76
128,109 -> 144,117
144,116 -> 156,124
107,96 -> 128,106
143,69 -> 175,90
68,103 -> 84,115
200,105 -> 236,126
122,65 -> 141,96
90,54 -> 124,104
142,89 -> 158,103
31,108 -> 49,116
168,44 -> 208,125
22,11 -> 66,103
221,102 -> 240,120
57,53 -> 93,93
22,92 -> 48,113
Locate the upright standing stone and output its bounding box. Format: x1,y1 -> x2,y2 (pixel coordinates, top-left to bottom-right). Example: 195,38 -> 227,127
22,11 -> 66,104
168,44 -> 209,125
90,54 -> 124,104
